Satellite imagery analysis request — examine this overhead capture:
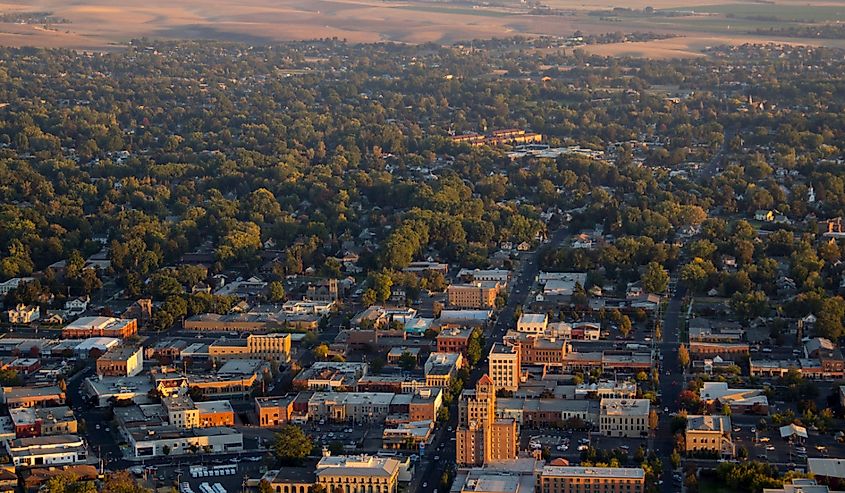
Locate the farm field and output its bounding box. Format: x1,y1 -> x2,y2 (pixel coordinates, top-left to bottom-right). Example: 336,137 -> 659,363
3,0 -> 845,57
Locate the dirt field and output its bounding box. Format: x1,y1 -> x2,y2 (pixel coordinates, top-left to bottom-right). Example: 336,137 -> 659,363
4,0 -> 845,57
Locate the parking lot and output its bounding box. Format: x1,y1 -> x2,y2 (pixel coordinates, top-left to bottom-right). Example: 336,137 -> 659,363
726,416 -> 845,467
300,421 -> 385,453
521,429 -> 649,464
141,458 -> 266,493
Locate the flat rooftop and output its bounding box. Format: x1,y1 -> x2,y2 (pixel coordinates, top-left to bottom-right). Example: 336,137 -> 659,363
518,313 -> 547,324
255,396 -> 294,409
216,359 -> 266,376
541,466 -> 645,479
600,398 -> 650,416
196,400 -> 234,414
99,345 -> 141,361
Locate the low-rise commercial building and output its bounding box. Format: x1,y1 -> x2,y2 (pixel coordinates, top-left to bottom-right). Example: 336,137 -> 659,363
62,317 -> 137,339
448,283 -> 499,309
293,362 -> 368,392
9,406 -> 77,438
256,396 -> 295,428
537,466 -> 645,493
84,375 -> 153,407
209,333 -> 292,364
1,386 -> 65,409
599,398 -> 649,438
516,336 -> 569,367
7,434 -> 87,467
437,327 -> 473,355
188,359 -> 268,399
128,426 -> 243,458
762,479 -> 839,493
699,382 -> 769,415
307,389 -> 441,425
96,345 -> 144,377
686,415 -> 734,457
256,468 -> 317,493
458,269 -> 511,284
807,458 -> 845,487
316,455 -> 401,493
382,420 -> 434,449
689,341 -> 750,361
183,312 -> 287,332
425,352 -> 464,387
496,398 -> 598,428
516,313 -> 548,334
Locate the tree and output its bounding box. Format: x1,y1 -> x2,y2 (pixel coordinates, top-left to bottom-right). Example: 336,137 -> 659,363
272,425 -> 313,465
370,357 -> 385,374
619,315 -> 633,338
670,450 -> 681,469
268,281 -> 286,302
361,289 -> 377,307
649,409 -> 659,429
678,344 -> 690,367
398,351 -> 417,370
0,369 -> 22,386
258,480 -> 274,493
313,344 -> 330,360
680,261 -> 709,293
45,472 -> 97,493
101,471 -> 151,493
466,328 -> 485,366
817,296 -> 845,339
369,272 -> 393,303
641,261 -> 669,293
730,290 -> 769,320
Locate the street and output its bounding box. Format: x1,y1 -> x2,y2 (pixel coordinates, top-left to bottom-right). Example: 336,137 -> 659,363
412,227 -> 571,493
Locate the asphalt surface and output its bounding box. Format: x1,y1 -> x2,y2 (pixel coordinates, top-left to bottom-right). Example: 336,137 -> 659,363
698,127 -> 736,182
655,284 -> 686,493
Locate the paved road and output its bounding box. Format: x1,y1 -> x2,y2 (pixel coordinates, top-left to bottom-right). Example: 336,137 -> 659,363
698,127 -> 737,182
655,284 -> 687,493
414,228 -> 570,493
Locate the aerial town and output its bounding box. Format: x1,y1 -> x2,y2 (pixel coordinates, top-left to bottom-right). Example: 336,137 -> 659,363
3,14 -> 845,493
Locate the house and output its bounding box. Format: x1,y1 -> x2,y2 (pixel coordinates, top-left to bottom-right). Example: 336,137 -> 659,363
754,210 -> 775,222
6,305 -> 40,324
63,296 -> 89,315
191,282 -> 212,295
0,277 -> 35,296
572,234 -> 594,249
